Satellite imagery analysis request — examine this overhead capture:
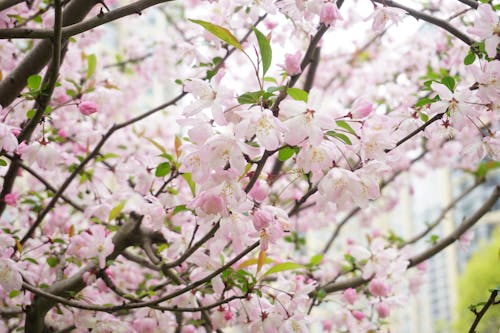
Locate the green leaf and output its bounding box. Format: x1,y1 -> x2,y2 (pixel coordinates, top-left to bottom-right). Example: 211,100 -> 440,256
415,97 -> 438,108
182,173 -> 196,196
263,262 -> 304,276
155,162 -> 171,177
253,27 -> 272,76
173,204 -> 189,215
86,54 -> 97,79
309,254 -> 324,266
287,87 -> 308,102
441,76 -> 456,92
278,146 -> 295,162
27,74 -> 42,91
189,19 -> 242,50
464,51 -> 476,65
9,290 -> 20,298
108,201 -> 126,222
475,160 -> 500,180
0,159 -> 7,167
46,256 -> 58,267
326,131 -> 352,145
237,90 -> 264,104
26,109 -> 36,119
335,120 -> 356,135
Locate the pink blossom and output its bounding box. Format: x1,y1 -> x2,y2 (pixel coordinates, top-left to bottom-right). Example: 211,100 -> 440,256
79,100 -> 98,115
369,7 -> 406,33
368,277 -> 390,297
284,51 -> 302,75
468,4 -> 500,58
0,258 -> 23,295
376,302 -> 390,318
67,225 -> 114,268
352,310 -> 365,321
343,288 -> 358,304
3,193 -> 18,206
320,2 -> 342,26
188,190 -> 228,216
0,123 -> 18,153
351,97 -> 373,118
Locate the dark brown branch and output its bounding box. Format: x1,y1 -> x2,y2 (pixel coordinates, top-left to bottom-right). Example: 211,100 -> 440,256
24,281 -> 248,313
457,0 -> 478,9
403,179 -> 484,246
468,289 -> 499,333
0,0 -> 98,108
385,112 -> 444,153
376,0 -> 475,46
0,0 -> 23,11
0,0 -> 176,39
409,185 -> 500,267
162,221 -> 220,269
322,185 -> 500,294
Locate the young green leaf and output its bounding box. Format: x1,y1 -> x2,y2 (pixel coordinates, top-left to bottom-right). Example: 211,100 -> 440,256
108,201 -> 126,222
335,120 -> 356,135
87,54 -> 97,79
263,262 -> 304,276
27,74 -> 42,91
253,27 -> 272,76
155,162 -> 171,177
326,131 -> 352,145
278,146 -> 295,161
182,173 -> 196,196
441,76 -> 456,92
190,19 -> 242,50
287,87 -> 308,102
464,51 -> 476,65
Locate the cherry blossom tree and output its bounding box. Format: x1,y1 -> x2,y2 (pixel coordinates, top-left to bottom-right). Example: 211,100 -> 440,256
0,0 -> 499,332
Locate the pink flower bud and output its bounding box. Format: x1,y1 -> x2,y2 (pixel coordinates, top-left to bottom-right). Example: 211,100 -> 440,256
320,3 -> 342,26
322,320 -> 333,331
352,97 -> 373,118
284,51 -> 302,76
343,288 -> 358,304
224,310 -> 233,321
368,278 -> 390,297
376,302 -> 390,318
79,101 -> 98,116
4,193 -> 18,206
352,310 -> 365,321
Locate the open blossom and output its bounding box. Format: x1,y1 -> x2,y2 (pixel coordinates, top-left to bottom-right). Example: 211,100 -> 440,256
283,51 -> 302,76
67,225 -> 114,268
0,258 -> 23,296
79,100 -> 98,115
18,141 -> 59,170
0,123 -> 18,152
320,2 -> 342,26
468,4 -> 500,58
368,7 -> 406,33
318,167 -> 367,210
430,82 -> 474,130
235,108 -> 286,151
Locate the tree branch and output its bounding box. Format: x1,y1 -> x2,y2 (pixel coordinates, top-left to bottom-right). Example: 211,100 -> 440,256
322,185 -> 500,294
0,0 -> 99,108
376,0 -> 475,46
468,289 -> 499,333
0,0 -> 176,40
403,178 -> 484,246
0,0 -> 23,11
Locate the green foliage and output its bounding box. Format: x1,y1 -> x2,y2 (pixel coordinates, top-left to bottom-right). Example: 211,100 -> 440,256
287,87 -> 308,102
454,227 -> 500,333
253,27 -> 272,76
189,19 -> 242,50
